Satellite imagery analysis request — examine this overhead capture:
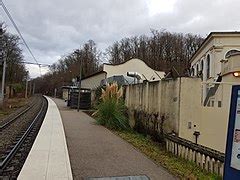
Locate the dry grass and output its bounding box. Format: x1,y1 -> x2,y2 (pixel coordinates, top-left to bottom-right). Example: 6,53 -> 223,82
112,130 -> 222,180
0,97 -> 29,119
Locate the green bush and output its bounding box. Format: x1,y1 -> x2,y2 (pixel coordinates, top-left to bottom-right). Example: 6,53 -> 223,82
94,83 -> 130,130
12,83 -> 24,93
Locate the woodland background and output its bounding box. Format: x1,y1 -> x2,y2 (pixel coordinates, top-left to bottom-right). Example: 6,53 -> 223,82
1,28 -> 204,96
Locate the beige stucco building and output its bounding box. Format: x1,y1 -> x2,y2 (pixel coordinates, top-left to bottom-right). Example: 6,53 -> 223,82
182,32 -> 240,152
103,58 -> 165,81
125,32 -> 240,153
191,32 -> 240,77
81,33 -> 240,153
81,58 -> 165,90
190,32 -> 240,104
81,71 -> 107,90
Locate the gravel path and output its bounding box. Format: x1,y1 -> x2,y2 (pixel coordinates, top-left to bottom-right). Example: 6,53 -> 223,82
52,98 -> 176,180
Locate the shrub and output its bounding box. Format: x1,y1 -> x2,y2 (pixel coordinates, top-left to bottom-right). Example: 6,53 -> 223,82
93,86 -> 103,106
12,83 -> 24,93
94,82 -> 130,130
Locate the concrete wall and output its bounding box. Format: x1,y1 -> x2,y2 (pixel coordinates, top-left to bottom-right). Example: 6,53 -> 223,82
125,77 -> 237,153
178,78 -> 202,143
125,79 -> 180,134
104,58 -> 165,81
81,72 -> 106,90
178,78 -> 233,152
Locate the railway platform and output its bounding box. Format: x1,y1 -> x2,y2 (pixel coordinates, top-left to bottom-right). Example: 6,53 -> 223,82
18,96 -> 73,180
52,98 -> 175,180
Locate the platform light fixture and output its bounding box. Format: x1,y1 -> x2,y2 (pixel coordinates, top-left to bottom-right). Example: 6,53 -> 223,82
233,72 -> 240,77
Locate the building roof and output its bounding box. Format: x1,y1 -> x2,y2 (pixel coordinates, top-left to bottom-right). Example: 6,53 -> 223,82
190,31 -> 240,63
61,86 -> 90,90
81,70 -> 106,80
103,58 -> 165,80
103,58 -> 160,71
82,58 -> 165,81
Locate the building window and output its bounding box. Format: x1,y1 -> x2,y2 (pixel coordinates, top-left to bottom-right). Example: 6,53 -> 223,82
225,49 -> 240,59
207,54 -> 210,78
218,101 -> 222,107
211,101 -> 214,107
196,64 -> 199,74
201,60 -> 204,71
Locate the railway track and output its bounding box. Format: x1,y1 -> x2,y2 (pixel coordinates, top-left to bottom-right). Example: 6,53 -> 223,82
0,106 -> 32,130
0,96 -> 48,179
0,96 -> 36,128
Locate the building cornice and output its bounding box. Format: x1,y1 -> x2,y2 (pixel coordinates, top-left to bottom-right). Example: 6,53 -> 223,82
190,32 -> 240,63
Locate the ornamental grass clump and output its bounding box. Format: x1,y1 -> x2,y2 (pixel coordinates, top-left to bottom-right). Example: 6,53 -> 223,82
95,82 -> 130,130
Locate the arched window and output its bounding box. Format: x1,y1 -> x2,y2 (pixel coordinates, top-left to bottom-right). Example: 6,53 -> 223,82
207,54 -> 210,78
196,64 -> 199,74
192,67 -> 195,76
201,60 -> 204,71
225,49 -> 240,59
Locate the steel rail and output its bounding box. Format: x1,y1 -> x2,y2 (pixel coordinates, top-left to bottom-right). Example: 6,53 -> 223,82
0,106 -> 32,130
0,97 -> 46,171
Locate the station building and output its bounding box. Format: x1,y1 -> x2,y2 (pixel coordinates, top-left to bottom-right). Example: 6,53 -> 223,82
190,32 -> 240,106
180,32 -> 240,152
125,32 -> 240,153
81,58 -> 165,90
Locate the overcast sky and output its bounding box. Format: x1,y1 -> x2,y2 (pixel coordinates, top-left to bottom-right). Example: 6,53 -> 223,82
0,0 -> 239,78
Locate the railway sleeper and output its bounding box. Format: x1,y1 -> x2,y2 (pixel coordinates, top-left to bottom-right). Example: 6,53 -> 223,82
0,175 -> 11,180
4,149 -> 11,154
3,166 -> 14,172
1,155 -> 7,160
9,145 -> 16,149
14,137 -> 22,141
22,139 -> 31,144
10,159 -> 19,165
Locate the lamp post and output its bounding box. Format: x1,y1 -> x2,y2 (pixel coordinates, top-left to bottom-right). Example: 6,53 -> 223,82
25,79 -> 28,98
74,50 -> 82,112
0,24 -> 6,105
25,71 -> 29,98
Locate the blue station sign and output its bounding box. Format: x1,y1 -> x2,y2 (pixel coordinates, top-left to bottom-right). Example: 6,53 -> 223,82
224,85 -> 240,179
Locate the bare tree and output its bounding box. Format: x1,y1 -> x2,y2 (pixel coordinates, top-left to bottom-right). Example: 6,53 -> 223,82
1,30 -> 27,84
106,29 -> 204,76
35,30 -> 204,95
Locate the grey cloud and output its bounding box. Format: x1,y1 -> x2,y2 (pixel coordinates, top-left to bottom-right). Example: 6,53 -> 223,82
1,0 -> 239,77
149,0 -> 240,35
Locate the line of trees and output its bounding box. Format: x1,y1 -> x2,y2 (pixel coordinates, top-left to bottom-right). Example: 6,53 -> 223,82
34,29 -> 204,95
1,25 -> 28,96
106,30 -> 203,75
34,40 -> 101,94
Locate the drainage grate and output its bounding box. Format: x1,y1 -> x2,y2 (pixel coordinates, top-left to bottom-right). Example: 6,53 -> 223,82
86,175 -> 150,180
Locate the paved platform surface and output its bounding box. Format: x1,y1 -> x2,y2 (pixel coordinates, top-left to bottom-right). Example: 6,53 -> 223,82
18,97 -> 73,180
52,98 -> 176,180
87,175 -> 149,180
